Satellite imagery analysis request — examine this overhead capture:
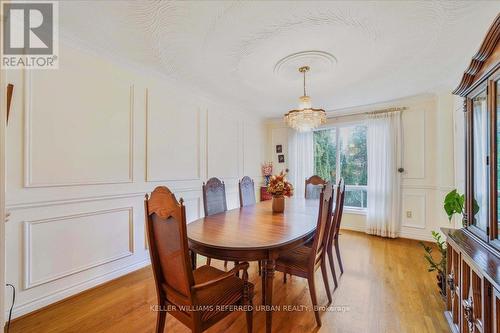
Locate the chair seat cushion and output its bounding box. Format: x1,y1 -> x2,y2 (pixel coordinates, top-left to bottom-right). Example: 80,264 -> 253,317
193,265 -> 254,321
276,246 -> 311,272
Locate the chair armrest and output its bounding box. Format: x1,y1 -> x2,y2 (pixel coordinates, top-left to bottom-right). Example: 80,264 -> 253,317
192,262 -> 250,291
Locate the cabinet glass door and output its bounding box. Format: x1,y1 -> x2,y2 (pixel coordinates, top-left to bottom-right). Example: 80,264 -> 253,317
497,80 -> 500,241
472,89 -> 489,235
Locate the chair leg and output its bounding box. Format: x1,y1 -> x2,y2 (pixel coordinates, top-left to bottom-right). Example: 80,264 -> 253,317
156,306 -> 166,333
334,240 -> 343,275
224,260 -> 228,270
245,305 -> 253,333
283,272 -> 287,284
320,261 -> 332,306
190,250 -> 197,270
327,249 -> 338,290
307,276 -> 322,327
243,275 -> 253,333
258,261 -> 261,276
207,257 -> 211,266
235,261 -> 240,277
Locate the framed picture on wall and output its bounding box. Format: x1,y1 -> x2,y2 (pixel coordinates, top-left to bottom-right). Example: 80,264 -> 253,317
276,145 -> 282,153
278,154 -> 285,163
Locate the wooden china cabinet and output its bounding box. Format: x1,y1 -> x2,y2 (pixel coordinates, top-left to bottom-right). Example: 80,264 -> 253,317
443,14 -> 500,333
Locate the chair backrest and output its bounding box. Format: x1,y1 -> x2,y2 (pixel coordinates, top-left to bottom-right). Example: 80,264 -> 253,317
305,175 -> 327,199
333,178 -> 346,240
308,181 -> 334,269
202,177 -> 227,216
145,186 -> 195,307
327,178 -> 345,250
239,176 -> 256,207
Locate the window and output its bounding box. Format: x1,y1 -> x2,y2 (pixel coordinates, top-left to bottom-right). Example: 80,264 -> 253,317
314,124 -> 368,210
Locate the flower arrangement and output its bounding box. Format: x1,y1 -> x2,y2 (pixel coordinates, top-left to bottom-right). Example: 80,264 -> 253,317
262,161 -> 273,185
267,171 -> 294,198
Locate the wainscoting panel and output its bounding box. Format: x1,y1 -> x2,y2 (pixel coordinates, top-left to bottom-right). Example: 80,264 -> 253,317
24,46 -> 134,187
146,88 -> 201,182
402,109 -> 425,180
401,192 -> 426,229
243,121 -> 264,179
183,197 -> 201,223
207,109 -> 240,179
23,208 -> 133,289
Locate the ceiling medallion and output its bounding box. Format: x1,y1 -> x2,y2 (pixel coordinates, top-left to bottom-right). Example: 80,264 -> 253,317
284,66 -> 326,132
274,50 -> 337,80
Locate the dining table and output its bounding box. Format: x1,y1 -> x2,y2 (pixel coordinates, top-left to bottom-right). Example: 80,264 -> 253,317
187,197 -> 319,333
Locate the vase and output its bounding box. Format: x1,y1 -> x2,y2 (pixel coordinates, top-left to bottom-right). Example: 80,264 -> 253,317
272,196 -> 285,213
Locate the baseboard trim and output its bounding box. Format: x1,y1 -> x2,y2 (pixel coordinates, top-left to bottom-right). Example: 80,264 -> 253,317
399,230 -> 435,242
341,225 -> 436,242
340,225 -> 366,233
8,259 -> 151,320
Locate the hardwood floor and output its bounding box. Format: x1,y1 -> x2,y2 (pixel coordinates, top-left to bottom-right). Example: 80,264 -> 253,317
8,230 -> 448,333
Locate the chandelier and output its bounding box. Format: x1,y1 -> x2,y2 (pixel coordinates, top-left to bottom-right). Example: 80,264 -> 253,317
284,66 -> 326,132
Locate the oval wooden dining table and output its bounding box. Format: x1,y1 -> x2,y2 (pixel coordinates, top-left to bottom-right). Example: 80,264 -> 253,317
187,197 -> 319,333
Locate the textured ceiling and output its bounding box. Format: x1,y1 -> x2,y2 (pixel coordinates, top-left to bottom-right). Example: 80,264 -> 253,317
59,1 -> 500,117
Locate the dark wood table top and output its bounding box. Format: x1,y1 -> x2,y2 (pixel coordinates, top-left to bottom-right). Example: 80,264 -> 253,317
187,197 -> 319,250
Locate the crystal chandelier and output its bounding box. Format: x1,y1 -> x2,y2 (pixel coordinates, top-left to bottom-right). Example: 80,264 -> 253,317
284,66 -> 326,132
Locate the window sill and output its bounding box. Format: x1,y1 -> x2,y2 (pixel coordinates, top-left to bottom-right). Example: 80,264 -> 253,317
343,208 -> 367,215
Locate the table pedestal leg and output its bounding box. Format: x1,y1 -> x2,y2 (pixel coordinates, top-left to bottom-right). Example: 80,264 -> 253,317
265,259 -> 275,333
261,261 -> 266,305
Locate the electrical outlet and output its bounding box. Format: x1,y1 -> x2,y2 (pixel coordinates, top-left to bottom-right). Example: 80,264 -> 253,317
406,211 -> 412,218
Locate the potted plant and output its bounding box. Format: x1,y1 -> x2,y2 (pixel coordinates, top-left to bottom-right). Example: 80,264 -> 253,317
266,171 -> 294,213
420,189 -> 479,298
443,189 -> 479,226
419,231 -> 447,298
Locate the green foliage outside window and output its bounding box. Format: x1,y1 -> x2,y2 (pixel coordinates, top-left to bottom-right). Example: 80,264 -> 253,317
340,126 -> 367,186
313,126 -> 368,208
313,130 -> 336,182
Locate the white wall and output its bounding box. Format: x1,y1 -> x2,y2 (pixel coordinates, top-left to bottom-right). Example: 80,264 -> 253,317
4,42 -> 266,319
266,93 -> 457,241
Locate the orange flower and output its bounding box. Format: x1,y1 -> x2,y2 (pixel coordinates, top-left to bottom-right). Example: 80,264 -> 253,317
266,171 -> 294,197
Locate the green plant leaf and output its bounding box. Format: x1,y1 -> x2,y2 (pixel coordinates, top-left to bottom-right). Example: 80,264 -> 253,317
443,189 -> 467,221
421,230 -> 447,276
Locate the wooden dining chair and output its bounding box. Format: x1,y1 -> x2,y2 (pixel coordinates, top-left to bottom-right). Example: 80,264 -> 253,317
238,176 -> 263,275
145,186 -> 254,333
203,177 -> 228,216
280,175 -> 325,281
305,175 -> 327,199
327,178 -> 345,286
275,182 -> 334,327
239,176 -> 256,207
202,177 -> 228,267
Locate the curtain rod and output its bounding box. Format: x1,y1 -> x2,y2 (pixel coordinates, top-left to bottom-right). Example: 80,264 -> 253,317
327,106 -> 408,119
366,106 -> 408,115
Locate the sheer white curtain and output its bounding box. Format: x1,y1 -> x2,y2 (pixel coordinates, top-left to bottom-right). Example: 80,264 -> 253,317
366,111 -> 402,238
473,99 -> 488,231
288,130 -> 314,198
